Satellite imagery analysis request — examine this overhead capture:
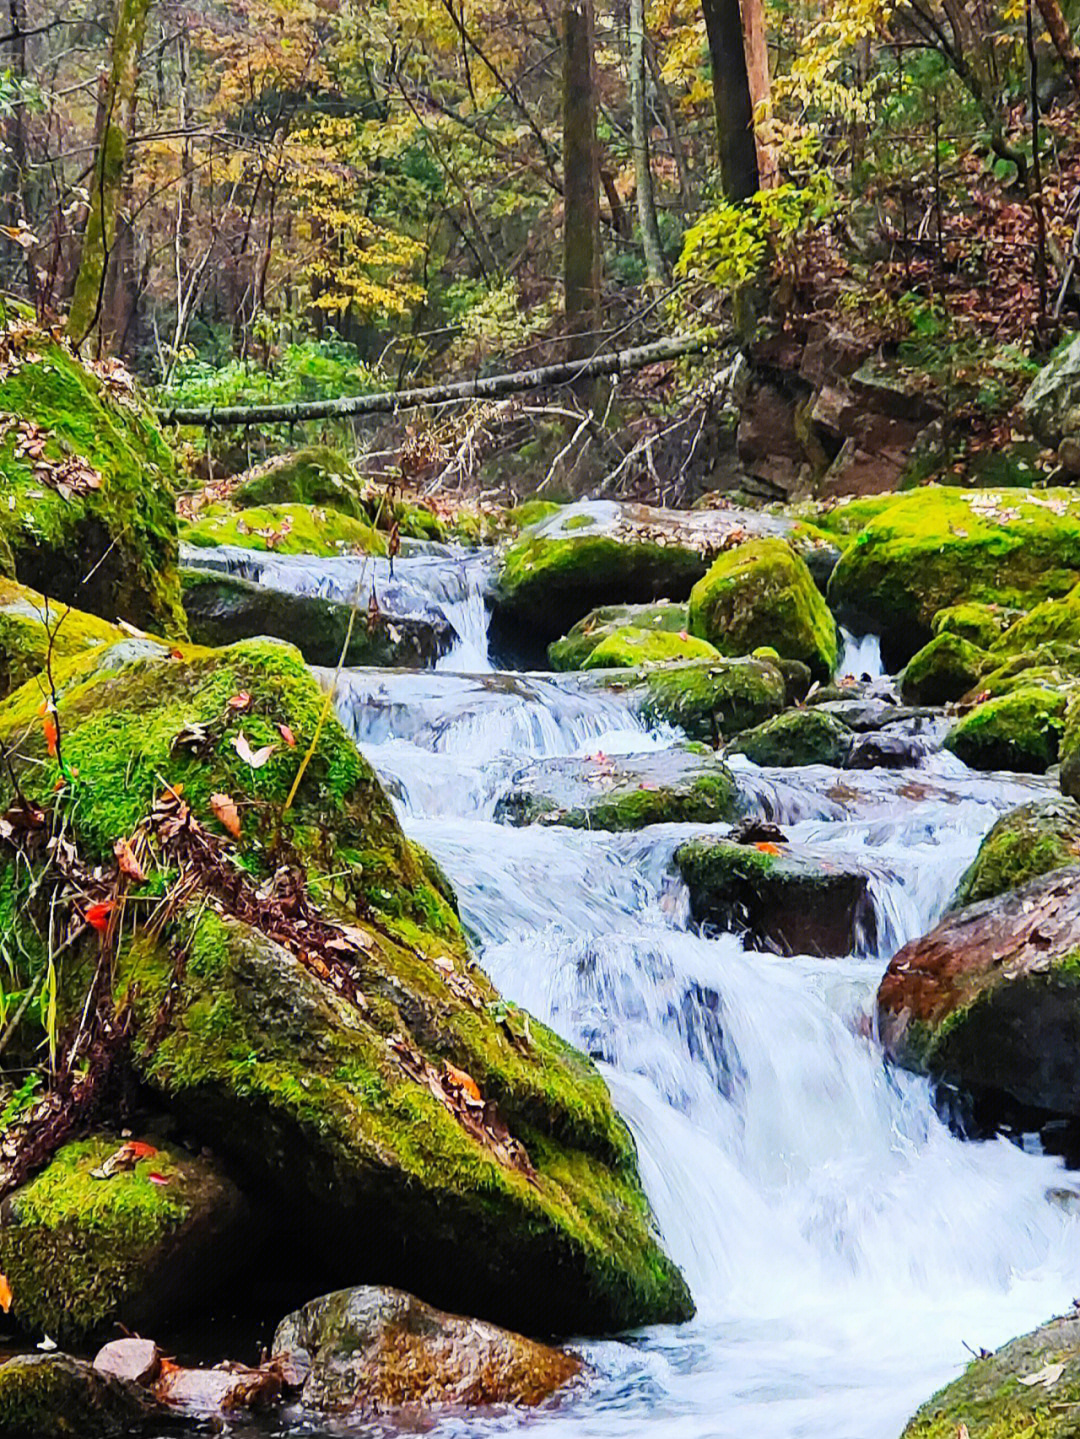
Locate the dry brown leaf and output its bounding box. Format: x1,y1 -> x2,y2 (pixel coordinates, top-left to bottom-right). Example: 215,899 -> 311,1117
210,792 -> 242,839
113,837 -> 146,883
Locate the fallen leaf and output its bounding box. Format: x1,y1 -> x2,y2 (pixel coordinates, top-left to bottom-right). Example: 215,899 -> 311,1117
210,792 -> 242,840
85,900 -> 114,932
755,841 -> 783,855
443,1063 -> 483,1103
232,732 -> 275,768
42,713 -> 58,759
227,691 -> 252,712
277,723 -> 297,748
37,1335 -> 56,1352
114,837 -> 146,883
0,1273 -> 12,1313
147,1172 -> 170,1186
126,1141 -> 158,1159
1018,1361 -> 1064,1388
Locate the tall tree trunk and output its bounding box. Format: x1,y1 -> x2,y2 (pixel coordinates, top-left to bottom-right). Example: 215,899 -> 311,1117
630,0 -> 669,285
2,0 -> 29,293
1034,0 -> 1080,99
68,0 -> 153,350
563,0 -> 600,359
700,0 -> 759,202
740,0 -> 776,187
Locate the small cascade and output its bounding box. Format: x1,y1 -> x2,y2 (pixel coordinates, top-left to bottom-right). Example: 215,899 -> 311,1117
838,626 -> 886,680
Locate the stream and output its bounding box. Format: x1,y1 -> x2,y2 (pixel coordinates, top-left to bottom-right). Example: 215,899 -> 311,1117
188,540 -> 1080,1438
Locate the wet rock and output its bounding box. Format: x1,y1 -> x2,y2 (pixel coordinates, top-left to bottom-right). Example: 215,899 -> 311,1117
93,1340 -> 161,1388
600,656 -> 786,743
688,538 -> 837,681
495,748 -> 738,831
950,797 -> 1080,909
272,1285 -> 582,1414
878,865 -> 1080,1115
676,838 -> 874,956
727,817 -> 787,844
845,730 -> 929,769
582,626 -> 718,670
181,502 -> 386,557
0,1353 -> 163,1438
0,1135 -> 248,1345
728,709 -> 854,767
181,569 -> 453,668
901,1313 -> 1080,1439
155,1361 -> 281,1414
548,601 -> 688,671
899,633 -> 988,706
944,685 -> 1066,773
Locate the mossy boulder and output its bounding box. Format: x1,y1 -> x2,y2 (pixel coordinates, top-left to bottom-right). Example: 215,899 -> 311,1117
687,538 -> 837,682
181,503 -> 386,557
598,657 -> 786,743
901,1314 -> 1080,1439
181,569 -> 453,669
0,321 -> 183,636
494,748 -> 738,831
950,797 -> 1080,909
583,626 -> 718,671
944,686 -> 1066,773
827,486 -> 1080,665
973,648 -> 1080,700
0,1354 -> 162,1439
548,601 -> 688,670
728,709 -> 854,767
878,865 -> 1080,1114
675,838 -> 873,957
932,602 -> 1017,651
992,582 -> 1080,656
0,1135 -> 247,1344
899,633 -> 989,706
233,446 -> 364,517
0,580 -> 122,699
493,533 -> 709,643
0,639 -> 691,1337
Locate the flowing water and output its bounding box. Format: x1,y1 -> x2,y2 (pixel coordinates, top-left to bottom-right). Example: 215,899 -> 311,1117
202,543 -> 1080,1438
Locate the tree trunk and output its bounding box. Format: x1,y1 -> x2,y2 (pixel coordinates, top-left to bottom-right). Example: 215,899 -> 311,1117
562,0 -> 600,360
700,0 -> 759,202
1034,0 -> 1080,100
630,0 -> 669,285
740,0 -> 776,187
68,0 -> 153,350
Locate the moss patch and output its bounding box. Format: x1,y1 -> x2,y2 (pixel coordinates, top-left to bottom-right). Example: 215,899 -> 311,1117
182,502 -> 387,556
900,633 -> 989,705
951,797 -> 1080,908
728,708 -> 854,767
583,625 -> 718,670
607,657 -> 786,743
0,580 -> 122,699
944,685 -> 1066,772
932,602 -> 1018,650
548,601 -> 689,671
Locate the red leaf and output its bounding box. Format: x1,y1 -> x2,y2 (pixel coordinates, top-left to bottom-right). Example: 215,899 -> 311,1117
42,713 -> 58,758
85,901 -> 114,932
127,1141 -> 157,1159
277,723 -> 297,748
146,1172 -> 170,1186
227,691 -> 252,712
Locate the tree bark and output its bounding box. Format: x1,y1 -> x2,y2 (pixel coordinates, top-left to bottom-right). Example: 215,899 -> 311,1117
1034,0 -> 1080,100
562,0 -> 600,360
68,0 -> 153,350
740,0 -> 777,187
159,333 -> 712,426
630,0 -> 669,285
700,0 -> 759,202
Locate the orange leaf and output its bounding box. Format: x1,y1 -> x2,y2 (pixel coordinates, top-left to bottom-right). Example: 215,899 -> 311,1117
85,901 -> 113,932
754,841 -> 782,855
444,1063 -> 482,1102
113,838 -> 146,883
277,723 -> 297,748
210,792 -> 242,840
0,1273 -> 12,1313
127,1141 -> 157,1159
227,691 -> 252,712
42,713 -> 58,759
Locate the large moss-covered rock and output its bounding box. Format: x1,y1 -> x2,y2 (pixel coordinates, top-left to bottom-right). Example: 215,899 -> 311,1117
899,633 -> 988,706
233,446 -> 364,515
0,1136 -> 247,1344
991,582 -> 1080,656
676,838 -> 873,956
687,538 -> 837,682
878,865 -> 1080,1114
272,1285 -> 581,1414
944,686 -> 1066,773
583,626 -> 718,670
931,602 -> 1016,650
600,657 -> 786,743
727,708 -> 854,767
901,1314 -> 1080,1439
0,1354 -> 162,1439
181,569 -> 453,668
182,503 -> 386,557
0,320 -> 183,636
494,748 -> 738,831
827,486 -> 1080,665
0,581 -> 121,699
548,602 -> 688,671
0,639 -> 690,1337
950,797 -> 1080,909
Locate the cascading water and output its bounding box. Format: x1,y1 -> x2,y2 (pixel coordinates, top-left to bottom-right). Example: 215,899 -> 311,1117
252,549 -> 1080,1436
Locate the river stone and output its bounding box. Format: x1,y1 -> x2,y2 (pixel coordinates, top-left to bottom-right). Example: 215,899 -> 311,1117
845,730 -> 929,769
901,1313 -> 1080,1438
92,1340 -> 161,1388
878,865 -> 1080,1115
728,708 -> 854,767
950,797 -> 1080,909
0,1353 -> 163,1438
181,569 -> 453,668
273,1286 -> 582,1414
602,657 -> 786,743
944,685 -> 1066,773
548,601 -> 688,671
494,748 -> 739,830
1021,331 -> 1080,444
675,838 -> 874,956
899,632 -> 988,706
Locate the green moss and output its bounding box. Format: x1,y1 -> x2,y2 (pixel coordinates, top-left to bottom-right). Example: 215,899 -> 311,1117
932,602 -> 1018,649
621,657 -> 786,742
0,1353 -> 157,1438
0,580 -> 122,698
992,582 -> 1080,656
728,708 -> 854,767
548,602 -> 689,671
507,500 -> 562,530
182,502 -> 387,556
951,798 -> 1080,908
497,762 -> 738,831
900,633 -> 989,705
233,445 -> 363,515
944,685 -> 1067,772
688,538 -> 838,681
583,625 -> 718,670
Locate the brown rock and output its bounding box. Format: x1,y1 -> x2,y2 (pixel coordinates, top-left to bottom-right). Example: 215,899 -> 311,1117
156,1360 -> 282,1414
272,1285 -> 583,1414
92,1338 -> 160,1388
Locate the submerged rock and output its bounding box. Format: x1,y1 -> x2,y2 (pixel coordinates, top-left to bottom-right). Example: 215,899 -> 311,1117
901,1313 -> 1080,1438
687,538 -> 837,681
0,1353 -> 162,1438
676,838 -> 873,956
495,748 -> 738,831
728,708 -> 854,767
0,1135 -> 247,1345
182,502 -> 386,557
950,797 -> 1080,909
181,569 -> 453,668
944,686 -> 1066,773
878,865 -> 1080,1115
548,601 -> 688,671
273,1285 -> 582,1413
899,632 -> 988,706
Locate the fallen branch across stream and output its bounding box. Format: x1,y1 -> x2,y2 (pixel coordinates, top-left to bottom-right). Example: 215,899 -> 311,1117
156,332 -> 716,428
